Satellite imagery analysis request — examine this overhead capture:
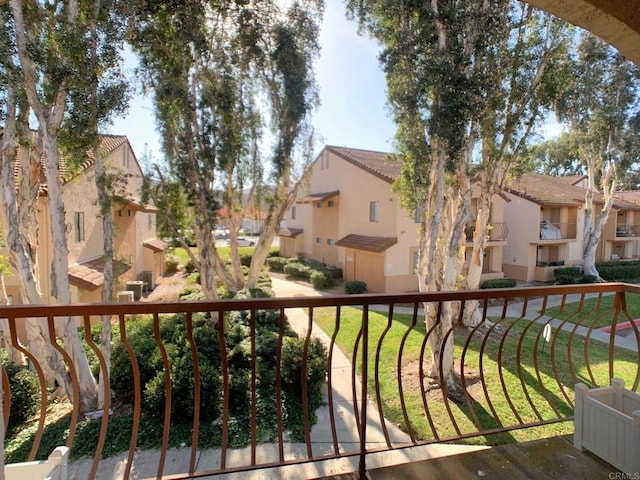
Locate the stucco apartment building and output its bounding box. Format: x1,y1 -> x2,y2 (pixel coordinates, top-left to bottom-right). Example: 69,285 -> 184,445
279,146 -> 508,293
502,173 -> 640,283
1,135 -> 167,305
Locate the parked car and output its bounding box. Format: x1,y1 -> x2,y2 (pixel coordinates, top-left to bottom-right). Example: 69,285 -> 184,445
227,237 -> 256,247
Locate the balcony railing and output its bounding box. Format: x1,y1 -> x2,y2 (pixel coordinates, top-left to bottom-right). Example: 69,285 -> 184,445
538,221 -> 577,241
464,222 -> 508,242
1,283 -> 639,479
615,224 -> 640,238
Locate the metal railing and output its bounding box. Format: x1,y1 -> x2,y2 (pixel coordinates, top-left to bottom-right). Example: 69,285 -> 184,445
538,221 -> 577,240
464,222 -> 508,242
1,283 -> 639,479
615,223 -> 640,238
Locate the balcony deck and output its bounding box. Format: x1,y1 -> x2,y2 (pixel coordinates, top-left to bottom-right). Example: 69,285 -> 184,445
1,280 -> 639,479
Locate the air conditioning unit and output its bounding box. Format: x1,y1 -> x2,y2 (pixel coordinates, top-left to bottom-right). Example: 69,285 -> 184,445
117,291 -> 134,302
139,270 -> 154,291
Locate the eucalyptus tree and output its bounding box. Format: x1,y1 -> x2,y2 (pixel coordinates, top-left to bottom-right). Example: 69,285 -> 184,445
556,32 -> 640,279
131,0 -> 322,298
526,132 -> 584,177
3,0 -> 129,412
348,0 -> 570,391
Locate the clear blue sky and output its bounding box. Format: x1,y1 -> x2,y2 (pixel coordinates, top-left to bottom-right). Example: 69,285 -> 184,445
109,0 -> 562,163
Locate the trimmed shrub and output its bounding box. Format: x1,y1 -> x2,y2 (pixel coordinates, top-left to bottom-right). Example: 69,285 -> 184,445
266,257 -> 289,272
164,256 -> 179,274
4,362 -> 40,433
283,262 -> 312,280
179,284 -> 204,300
553,267 -> 582,280
596,260 -> 640,281
555,275 -> 580,285
581,274 -> 600,283
345,280 -> 367,294
310,270 -> 334,290
184,260 -> 198,274
240,251 -> 253,268
479,278 -> 517,289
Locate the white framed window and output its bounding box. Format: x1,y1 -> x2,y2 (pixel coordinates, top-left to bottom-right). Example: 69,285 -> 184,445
369,201 -> 379,223
74,212 -> 85,242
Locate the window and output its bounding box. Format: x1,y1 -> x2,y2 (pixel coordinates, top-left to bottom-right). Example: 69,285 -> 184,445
369,201 -> 379,222
328,200 -> 334,207
413,250 -> 420,274
148,214 -> 153,230
316,237 -> 321,244
74,212 -> 85,242
316,202 -> 322,208
291,206 -> 297,220
327,239 -> 334,246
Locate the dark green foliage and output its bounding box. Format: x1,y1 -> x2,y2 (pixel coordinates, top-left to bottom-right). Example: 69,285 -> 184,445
284,261 -> 312,279
479,278 -> 517,289
184,260 -> 198,274
3,362 -> 40,433
111,313 -> 222,423
555,275 -> 580,285
345,281 -> 368,294
581,275 -> 600,284
596,261 -> 640,281
266,256 -> 290,272
240,251 -> 254,267
310,270 -> 334,290
553,267 -> 583,279
179,284 -> 204,300
164,257 -> 179,274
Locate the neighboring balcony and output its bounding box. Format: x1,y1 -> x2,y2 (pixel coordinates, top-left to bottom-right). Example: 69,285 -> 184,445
0,283 -> 637,479
615,223 -> 640,240
464,222 -> 508,245
535,221 -> 577,243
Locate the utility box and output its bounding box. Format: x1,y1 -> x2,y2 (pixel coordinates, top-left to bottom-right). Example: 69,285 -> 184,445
139,270 -> 155,291
117,291 -> 134,302
125,280 -> 144,301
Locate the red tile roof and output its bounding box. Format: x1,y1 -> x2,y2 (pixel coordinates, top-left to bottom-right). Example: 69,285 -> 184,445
68,258 -> 131,290
143,238 -> 168,252
325,146 -> 401,184
335,234 -> 397,253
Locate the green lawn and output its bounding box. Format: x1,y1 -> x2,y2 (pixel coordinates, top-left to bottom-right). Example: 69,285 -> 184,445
313,306 -> 639,446
170,245 -> 271,265
543,290 -> 640,328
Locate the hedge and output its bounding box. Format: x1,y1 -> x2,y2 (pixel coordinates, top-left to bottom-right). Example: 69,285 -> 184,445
345,281 -> 367,294
479,278 -> 517,289
596,260 -> 640,281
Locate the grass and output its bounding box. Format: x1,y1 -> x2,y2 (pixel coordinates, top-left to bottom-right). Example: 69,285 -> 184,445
543,290 -> 640,328
170,246 -> 278,266
313,306 -> 639,446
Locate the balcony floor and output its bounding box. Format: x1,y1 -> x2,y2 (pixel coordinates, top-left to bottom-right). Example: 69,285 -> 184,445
363,435 -> 616,480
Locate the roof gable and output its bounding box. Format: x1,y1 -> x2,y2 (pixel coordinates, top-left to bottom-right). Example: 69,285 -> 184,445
324,146 -> 401,184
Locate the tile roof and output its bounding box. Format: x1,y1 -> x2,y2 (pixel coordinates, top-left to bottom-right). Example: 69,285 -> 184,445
68,257 -> 131,290
142,238 -> 168,252
296,190 -> 340,204
335,234 -> 397,253
506,173 -> 591,206
279,227 -> 304,238
555,175 -> 588,186
325,146 -> 401,184
15,133 -> 130,194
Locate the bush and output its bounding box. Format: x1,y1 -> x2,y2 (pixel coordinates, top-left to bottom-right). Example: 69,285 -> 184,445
554,275 -> 580,285
240,251 -> 253,268
266,256 -> 290,273
310,270 -> 334,290
179,284 -> 204,300
111,314 -> 222,423
4,362 -> 41,433
283,262 -> 312,280
164,256 -> 179,274
581,274 -> 600,283
596,260 -> 640,281
553,267 -> 583,280
345,280 -> 367,294
480,278 -> 517,289
184,260 -> 198,274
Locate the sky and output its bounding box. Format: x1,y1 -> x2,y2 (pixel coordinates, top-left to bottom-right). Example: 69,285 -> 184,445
109,0 -> 563,164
